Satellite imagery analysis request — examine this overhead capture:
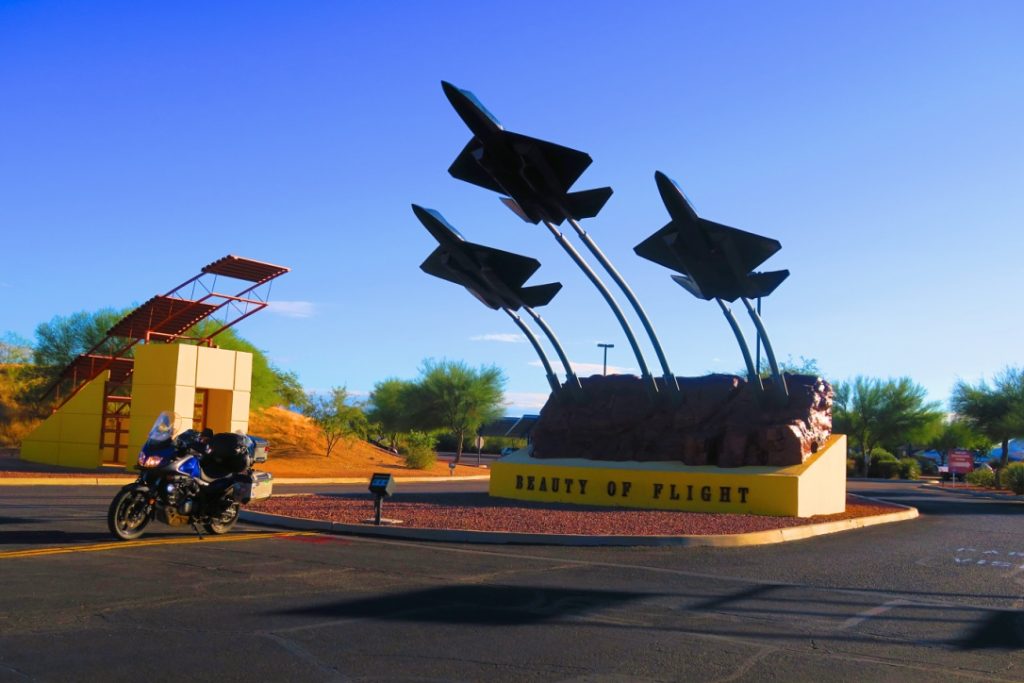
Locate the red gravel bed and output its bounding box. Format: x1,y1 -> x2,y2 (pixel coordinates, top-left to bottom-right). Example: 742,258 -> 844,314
250,492 -> 903,536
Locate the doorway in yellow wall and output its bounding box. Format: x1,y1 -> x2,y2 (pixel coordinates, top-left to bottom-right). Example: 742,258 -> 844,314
193,389 -> 209,431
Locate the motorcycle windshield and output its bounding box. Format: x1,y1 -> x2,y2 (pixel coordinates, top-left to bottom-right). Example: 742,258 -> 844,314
147,411 -> 180,443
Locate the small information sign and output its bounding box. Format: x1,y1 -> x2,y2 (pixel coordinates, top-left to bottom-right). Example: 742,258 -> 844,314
948,450 -> 974,474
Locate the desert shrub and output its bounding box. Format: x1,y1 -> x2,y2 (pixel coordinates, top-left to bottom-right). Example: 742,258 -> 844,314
1004,462 -> 1024,495
898,458 -> 921,480
965,468 -> 995,487
869,449 -> 899,478
846,458 -> 858,477
400,430 -> 437,469
915,456 -> 938,476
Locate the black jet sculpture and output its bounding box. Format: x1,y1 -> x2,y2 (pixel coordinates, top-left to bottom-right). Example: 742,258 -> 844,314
634,172 -> 790,404
442,81 -> 678,394
413,204 -> 581,394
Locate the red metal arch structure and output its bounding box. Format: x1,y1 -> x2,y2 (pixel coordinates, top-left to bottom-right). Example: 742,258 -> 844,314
44,255 -> 289,462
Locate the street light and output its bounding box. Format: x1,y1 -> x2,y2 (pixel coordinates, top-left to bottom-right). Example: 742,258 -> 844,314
597,343 -> 615,376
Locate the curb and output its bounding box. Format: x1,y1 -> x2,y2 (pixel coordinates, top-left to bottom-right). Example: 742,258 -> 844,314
919,482 -> 1024,502
0,474 -> 491,487
239,494 -> 919,547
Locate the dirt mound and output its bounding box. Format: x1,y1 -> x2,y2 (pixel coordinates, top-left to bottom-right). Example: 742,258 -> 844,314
247,407 -> 479,479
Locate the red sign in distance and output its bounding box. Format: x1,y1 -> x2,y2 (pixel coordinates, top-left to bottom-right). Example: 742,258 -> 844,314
948,450 -> 974,474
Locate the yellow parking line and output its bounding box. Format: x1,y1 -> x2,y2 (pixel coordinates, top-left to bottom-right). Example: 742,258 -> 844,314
0,531 -> 320,560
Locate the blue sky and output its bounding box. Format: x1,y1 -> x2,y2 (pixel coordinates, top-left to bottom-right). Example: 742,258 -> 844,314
1,1 -> 1022,413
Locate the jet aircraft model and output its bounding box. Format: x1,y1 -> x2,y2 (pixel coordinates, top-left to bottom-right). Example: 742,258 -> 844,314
635,171 -> 790,403
442,80 -> 612,226
634,171 -> 789,301
414,204 -> 561,311
413,204 -> 579,393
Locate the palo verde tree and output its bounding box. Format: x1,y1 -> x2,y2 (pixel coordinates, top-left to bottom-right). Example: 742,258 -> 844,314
951,368 -> 1024,477
407,359 -> 505,464
302,387 -> 369,458
833,376 -> 943,476
366,378 -> 416,450
30,307 -> 131,400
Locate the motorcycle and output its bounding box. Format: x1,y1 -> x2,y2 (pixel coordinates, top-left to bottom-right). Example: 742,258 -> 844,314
107,411 -> 273,541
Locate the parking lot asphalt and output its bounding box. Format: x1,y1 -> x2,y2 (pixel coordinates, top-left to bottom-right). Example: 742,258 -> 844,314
0,481 -> 1021,682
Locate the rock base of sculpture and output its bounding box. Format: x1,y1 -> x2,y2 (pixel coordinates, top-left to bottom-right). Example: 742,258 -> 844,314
530,374 -> 833,467
489,434 -> 847,517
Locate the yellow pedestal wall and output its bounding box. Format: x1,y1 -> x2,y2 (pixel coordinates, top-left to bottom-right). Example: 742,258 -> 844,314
489,434 -> 847,518
21,373 -> 109,468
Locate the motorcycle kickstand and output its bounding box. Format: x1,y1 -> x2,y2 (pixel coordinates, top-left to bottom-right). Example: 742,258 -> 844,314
190,522 -> 205,540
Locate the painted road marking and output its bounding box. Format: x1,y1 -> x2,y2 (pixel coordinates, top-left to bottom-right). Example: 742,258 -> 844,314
953,547 -> 1024,570
0,531 -> 320,560
839,598 -> 909,630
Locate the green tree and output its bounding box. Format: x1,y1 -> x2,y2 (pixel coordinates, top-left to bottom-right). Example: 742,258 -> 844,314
833,376 -> 943,476
32,308 -> 129,370
406,359 -> 505,464
366,378 -> 416,449
928,418 -> 990,465
951,368 -> 1024,480
31,308 -> 131,397
302,387 -> 369,458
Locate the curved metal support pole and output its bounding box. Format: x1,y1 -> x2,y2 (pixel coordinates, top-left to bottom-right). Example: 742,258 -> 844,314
716,299 -> 764,395
523,305 -> 581,390
755,297 -> 762,376
503,307 -> 561,394
541,219 -> 656,392
741,297 -> 788,401
566,217 -> 679,393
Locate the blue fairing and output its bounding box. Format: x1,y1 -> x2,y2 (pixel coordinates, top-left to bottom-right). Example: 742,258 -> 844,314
142,441 -> 177,458
177,456 -> 202,478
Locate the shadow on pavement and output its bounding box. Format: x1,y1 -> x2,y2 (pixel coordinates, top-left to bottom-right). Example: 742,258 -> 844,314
276,581 -> 1024,651
0,516 -> 40,525
679,582 -> 1024,651
0,529 -> 177,545
273,584 -> 654,626
958,609 -> 1024,650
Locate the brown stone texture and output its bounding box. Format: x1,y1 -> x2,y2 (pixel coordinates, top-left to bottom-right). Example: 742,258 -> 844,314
530,374 -> 833,467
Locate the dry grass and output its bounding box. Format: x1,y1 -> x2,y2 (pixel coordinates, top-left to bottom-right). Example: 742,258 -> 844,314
247,407 -> 483,479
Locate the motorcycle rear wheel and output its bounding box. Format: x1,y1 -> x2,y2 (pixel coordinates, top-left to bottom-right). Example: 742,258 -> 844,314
204,504 -> 240,535
107,489 -> 152,540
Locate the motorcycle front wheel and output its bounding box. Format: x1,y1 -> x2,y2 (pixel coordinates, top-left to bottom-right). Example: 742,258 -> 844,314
107,489 -> 152,540
204,504 -> 240,535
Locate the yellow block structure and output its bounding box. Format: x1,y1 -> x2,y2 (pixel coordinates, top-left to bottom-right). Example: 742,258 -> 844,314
489,434 -> 847,518
21,344 -> 253,469
20,372 -> 109,468
127,344 -> 252,465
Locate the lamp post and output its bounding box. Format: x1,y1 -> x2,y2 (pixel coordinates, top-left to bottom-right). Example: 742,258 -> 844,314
597,343 -> 614,376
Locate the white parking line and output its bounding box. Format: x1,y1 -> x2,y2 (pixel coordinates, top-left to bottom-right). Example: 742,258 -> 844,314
839,598 -> 908,630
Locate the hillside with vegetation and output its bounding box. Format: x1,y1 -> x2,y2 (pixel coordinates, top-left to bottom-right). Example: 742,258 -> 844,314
248,406 -> 479,478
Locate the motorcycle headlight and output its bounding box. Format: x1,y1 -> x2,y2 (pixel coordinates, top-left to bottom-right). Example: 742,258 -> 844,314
137,454 -> 165,468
